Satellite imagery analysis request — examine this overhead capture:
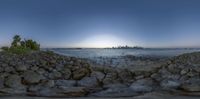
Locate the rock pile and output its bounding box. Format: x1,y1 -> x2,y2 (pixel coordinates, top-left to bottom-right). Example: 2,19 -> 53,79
0,51 -> 91,97
0,51 -> 199,97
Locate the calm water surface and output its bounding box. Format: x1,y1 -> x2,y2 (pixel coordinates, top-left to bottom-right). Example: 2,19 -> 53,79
49,48 -> 200,58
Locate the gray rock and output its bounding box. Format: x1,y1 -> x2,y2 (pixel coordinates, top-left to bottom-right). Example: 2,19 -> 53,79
160,79 -> 181,90
37,87 -> 87,97
30,66 -> 39,71
181,84 -> 200,92
5,75 -> 25,89
36,88 -> 58,97
4,66 -> 15,73
61,68 -> 71,79
23,71 -> 44,84
91,71 -> 105,81
181,78 -> 200,92
130,78 -> 155,92
15,65 -> 27,72
0,88 -> 26,95
180,69 -> 189,75
135,75 -> 144,80
167,64 -> 180,74
28,85 -> 42,92
78,76 -> 99,88
57,86 -> 87,97
55,80 -> 76,87
150,73 -> 162,81
37,68 -> 46,75
90,87 -> 138,97
72,68 -> 90,80
48,71 -> 62,79
103,83 -> 128,89
45,80 -> 55,88
102,72 -> 118,85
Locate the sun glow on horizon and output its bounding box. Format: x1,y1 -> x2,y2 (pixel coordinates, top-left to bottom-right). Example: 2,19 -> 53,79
74,34 -> 132,48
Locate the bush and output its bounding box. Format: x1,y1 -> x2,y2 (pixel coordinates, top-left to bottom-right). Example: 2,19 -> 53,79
8,46 -> 31,54
11,35 -> 21,47
1,46 -> 9,51
2,35 -> 40,54
24,39 -> 40,51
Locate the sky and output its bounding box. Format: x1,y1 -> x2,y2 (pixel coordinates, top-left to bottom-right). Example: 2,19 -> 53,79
0,0 -> 200,48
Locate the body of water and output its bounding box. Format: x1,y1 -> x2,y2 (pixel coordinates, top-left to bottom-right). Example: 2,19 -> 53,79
49,48 -> 200,58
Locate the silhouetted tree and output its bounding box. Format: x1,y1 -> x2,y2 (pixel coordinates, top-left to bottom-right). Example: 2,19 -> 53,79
11,35 -> 21,47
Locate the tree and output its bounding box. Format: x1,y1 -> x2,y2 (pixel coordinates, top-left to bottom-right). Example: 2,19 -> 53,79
2,35 -> 40,54
24,39 -> 40,50
11,35 -> 21,47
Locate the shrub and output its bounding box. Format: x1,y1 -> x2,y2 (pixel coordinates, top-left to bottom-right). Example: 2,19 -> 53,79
2,35 -> 40,54
11,35 -> 21,47
8,46 -> 31,54
1,46 -> 9,51
24,39 -> 40,51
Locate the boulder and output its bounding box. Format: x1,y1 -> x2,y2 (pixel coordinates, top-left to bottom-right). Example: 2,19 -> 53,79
45,80 -> 55,88
130,78 -> 155,92
72,68 -> 90,80
103,83 -> 128,89
0,88 -> 26,95
36,87 -> 87,97
4,66 -> 15,73
181,84 -> 200,92
57,86 -> 87,97
48,71 -> 62,79
160,79 -> 181,90
5,75 -> 25,89
91,71 -> 105,81
90,87 -> 138,97
0,77 -> 4,88
28,85 -> 42,92
23,71 -> 44,84
181,78 -> 200,92
61,68 -> 71,79
78,76 -> 99,88
180,69 -> 189,75
15,65 -> 27,72
55,80 -> 76,87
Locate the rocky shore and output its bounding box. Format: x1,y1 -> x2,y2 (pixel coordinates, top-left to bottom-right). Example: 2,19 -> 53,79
0,51 -> 199,97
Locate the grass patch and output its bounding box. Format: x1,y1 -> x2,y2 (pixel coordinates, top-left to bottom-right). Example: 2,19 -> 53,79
3,46 -> 32,54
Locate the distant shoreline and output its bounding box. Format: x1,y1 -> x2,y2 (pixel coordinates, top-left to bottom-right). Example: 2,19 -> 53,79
45,47 -> 200,50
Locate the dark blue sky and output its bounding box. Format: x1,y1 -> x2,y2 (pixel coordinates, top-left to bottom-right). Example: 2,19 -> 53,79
0,0 -> 200,48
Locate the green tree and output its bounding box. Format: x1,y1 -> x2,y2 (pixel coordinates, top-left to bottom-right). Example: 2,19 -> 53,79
25,39 -> 40,50
11,35 -> 21,47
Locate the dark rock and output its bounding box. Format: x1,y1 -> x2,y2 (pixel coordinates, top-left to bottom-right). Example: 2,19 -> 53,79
0,78 -> 4,88
0,88 -> 26,95
5,75 -> 25,89
78,76 -> 98,88
61,68 -> 71,79
36,87 -> 87,97
72,68 -> 90,80
103,83 -> 128,89
55,80 -> 76,87
130,78 -> 155,92
91,71 -> 105,81
23,71 -> 44,84
45,80 -> 55,88
160,79 -> 181,90
48,71 -> 62,79
15,65 -> 27,72
90,87 -> 138,97
181,84 -> 200,92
